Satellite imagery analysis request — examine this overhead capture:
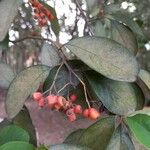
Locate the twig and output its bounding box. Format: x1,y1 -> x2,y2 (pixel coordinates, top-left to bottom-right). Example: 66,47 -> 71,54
58,82 -> 70,93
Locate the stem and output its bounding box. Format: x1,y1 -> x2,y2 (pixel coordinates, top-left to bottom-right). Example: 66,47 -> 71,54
58,82 -> 70,93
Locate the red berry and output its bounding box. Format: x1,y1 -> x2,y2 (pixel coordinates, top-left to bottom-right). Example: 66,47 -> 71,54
83,109 -> 89,118
38,98 -> 45,107
70,94 -> 77,102
47,95 -> 58,108
68,114 -> 76,122
33,92 -> 42,101
88,108 -> 100,120
74,105 -> 82,114
56,96 -> 65,107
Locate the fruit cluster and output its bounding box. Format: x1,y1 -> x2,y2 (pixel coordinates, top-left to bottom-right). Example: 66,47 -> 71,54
29,0 -> 54,27
33,92 -> 100,122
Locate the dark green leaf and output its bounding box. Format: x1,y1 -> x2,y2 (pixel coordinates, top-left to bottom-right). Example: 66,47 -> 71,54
65,117 -> 115,150
6,65 -> 50,119
43,65 -> 79,96
40,1 -> 60,36
0,34 -> 9,50
0,62 -> 16,89
13,108 -> 36,146
0,0 -> 22,41
107,11 -> 144,37
107,125 -> 135,150
0,125 -> 29,146
86,71 -> 144,115
126,114 -> 150,149
0,141 -> 34,150
138,69 -> 150,91
110,20 -> 138,54
65,36 -> 139,82
0,119 -> 12,130
40,43 -> 60,67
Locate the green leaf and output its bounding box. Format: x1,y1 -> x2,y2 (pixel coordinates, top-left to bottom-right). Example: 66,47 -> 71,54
92,19 -> 138,54
129,107 -> 150,117
0,34 -> 9,50
40,1 -> 60,36
43,65 -> 79,96
6,65 -> 50,119
0,125 -> 29,146
0,119 -> 12,130
13,108 -> 37,146
0,141 -> 34,150
40,43 -> 60,67
138,69 -> 150,91
86,0 -> 99,16
106,125 -> 135,150
0,0 -> 22,41
107,11 -> 144,37
110,20 -> 138,54
36,145 -> 48,150
65,36 -> 139,82
0,62 -> 16,89
65,117 -> 115,150
50,144 -> 91,150
86,71 -> 144,115
126,114 -> 150,149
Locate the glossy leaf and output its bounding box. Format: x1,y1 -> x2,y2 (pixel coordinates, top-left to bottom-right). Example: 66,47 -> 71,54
110,20 -> 138,54
0,125 -> 29,146
50,144 -> 91,150
0,62 -> 16,89
0,0 -> 22,41
86,71 -> 144,115
40,43 -> 60,67
107,11 -> 144,37
138,69 -> 150,91
0,141 -> 34,150
0,34 -> 9,50
43,65 -> 79,96
6,65 -> 50,118
65,117 -> 115,150
13,108 -> 37,146
126,114 -> 150,149
65,36 -> 139,82
106,125 -> 135,150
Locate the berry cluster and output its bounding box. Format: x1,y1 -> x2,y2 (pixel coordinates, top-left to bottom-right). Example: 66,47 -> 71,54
29,0 -> 54,27
33,92 -> 100,122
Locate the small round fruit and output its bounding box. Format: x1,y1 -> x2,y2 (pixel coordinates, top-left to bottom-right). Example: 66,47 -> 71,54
88,108 -> 100,120
38,98 -> 45,107
74,105 -> 82,114
33,92 -> 42,101
68,114 -> 76,122
83,109 -> 89,118
70,94 -> 77,102
47,95 -> 58,108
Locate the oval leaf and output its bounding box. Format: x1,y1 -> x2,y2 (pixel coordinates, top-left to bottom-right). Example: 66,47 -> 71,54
106,125 -> 135,150
0,0 -> 22,41
126,114 -> 150,149
65,117 -> 115,150
65,36 -> 139,82
6,65 -> 50,119
0,125 -> 29,146
0,141 -> 34,150
0,63 -> 16,89
40,43 -> 60,67
138,69 -> 150,91
86,71 -> 144,115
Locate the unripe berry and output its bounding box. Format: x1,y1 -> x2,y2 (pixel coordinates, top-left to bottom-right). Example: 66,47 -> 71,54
83,109 -> 89,118
88,108 -> 100,120
33,92 -> 42,101
47,95 -> 58,108
38,98 -> 45,107
74,105 -> 82,114
70,94 -> 77,102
